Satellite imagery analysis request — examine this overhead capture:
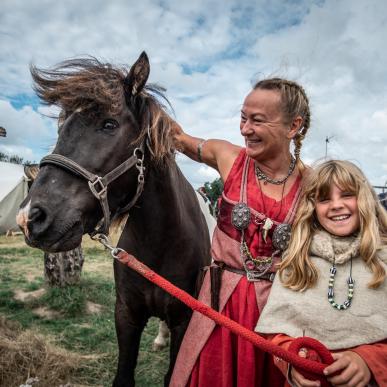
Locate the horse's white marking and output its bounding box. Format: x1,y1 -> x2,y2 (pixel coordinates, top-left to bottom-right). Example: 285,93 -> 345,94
16,200 -> 31,238
195,191 -> 216,240
153,320 -> 170,351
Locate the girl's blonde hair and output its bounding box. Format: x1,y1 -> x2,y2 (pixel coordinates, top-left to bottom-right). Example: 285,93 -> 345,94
279,159 -> 387,290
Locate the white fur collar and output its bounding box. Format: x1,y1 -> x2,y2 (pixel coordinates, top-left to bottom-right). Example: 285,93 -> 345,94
309,230 -> 360,264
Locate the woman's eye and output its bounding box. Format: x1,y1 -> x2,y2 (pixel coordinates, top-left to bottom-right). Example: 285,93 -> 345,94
102,119 -> 118,132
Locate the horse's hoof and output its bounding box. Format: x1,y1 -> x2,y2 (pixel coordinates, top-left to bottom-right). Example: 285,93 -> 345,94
152,340 -> 168,351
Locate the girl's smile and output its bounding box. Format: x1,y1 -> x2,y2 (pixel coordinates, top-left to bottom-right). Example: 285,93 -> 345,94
315,184 -> 360,237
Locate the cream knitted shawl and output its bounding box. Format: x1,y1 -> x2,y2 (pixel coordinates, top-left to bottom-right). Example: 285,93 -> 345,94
255,230 -> 387,349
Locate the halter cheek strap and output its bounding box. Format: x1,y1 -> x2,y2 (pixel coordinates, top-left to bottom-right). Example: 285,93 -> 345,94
39,143 -> 145,236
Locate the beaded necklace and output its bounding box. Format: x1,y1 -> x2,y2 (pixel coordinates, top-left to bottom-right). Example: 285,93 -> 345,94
327,256 -> 355,310
255,155 -> 296,185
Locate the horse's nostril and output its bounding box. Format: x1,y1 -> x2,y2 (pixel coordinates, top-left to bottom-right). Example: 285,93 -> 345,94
29,206 -> 47,224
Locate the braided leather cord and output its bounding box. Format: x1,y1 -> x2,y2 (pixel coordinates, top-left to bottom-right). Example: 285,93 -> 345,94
117,251 -> 334,378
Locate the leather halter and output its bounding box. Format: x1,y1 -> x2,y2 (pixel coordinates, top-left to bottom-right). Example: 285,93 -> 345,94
39,143 -> 145,236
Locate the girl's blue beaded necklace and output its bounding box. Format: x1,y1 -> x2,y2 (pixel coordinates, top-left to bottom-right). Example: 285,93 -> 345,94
327,256 -> 355,310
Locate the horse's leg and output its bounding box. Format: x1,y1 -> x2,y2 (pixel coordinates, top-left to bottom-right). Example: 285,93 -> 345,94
153,320 -> 170,351
164,318 -> 190,387
113,300 -> 147,387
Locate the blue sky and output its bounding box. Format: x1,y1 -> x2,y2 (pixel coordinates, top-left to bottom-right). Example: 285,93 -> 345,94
1,0 -> 386,188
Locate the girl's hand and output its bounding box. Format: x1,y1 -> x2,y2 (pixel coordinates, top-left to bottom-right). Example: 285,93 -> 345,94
291,349 -> 321,387
323,351 -> 371,386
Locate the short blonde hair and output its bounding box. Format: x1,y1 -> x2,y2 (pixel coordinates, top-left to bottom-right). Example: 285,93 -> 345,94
279,159 -> 387,290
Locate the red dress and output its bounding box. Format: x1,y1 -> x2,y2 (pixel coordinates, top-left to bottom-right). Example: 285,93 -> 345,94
170,150 -> 302,387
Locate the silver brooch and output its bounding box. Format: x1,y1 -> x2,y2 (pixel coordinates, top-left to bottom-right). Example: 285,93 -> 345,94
272,223 -> 292,251
231,203 -> 251,230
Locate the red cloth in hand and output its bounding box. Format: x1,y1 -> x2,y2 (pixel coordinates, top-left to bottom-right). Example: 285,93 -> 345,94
288,337 -> 334,387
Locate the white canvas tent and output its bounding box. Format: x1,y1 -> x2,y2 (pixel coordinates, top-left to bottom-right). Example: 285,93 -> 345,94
0,161 -> 29,234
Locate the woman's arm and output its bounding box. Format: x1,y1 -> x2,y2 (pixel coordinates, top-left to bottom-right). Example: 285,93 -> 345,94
172,121 -> 241,181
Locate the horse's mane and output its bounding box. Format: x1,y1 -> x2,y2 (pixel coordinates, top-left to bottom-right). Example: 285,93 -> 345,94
31,58 -> 175,164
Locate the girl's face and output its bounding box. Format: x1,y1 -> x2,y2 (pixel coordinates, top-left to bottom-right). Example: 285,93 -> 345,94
315,184 -> 360,237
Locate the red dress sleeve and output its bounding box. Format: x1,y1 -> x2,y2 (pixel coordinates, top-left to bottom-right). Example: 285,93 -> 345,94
268,334 -> 295,382
349,339 -> 387,386
269,336 -> 387,386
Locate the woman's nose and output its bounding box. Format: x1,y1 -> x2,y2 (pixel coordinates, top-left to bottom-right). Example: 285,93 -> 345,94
240,120 -> 253,135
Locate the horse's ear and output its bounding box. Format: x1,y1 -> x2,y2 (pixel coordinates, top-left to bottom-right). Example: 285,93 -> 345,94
124,51 -> 150,97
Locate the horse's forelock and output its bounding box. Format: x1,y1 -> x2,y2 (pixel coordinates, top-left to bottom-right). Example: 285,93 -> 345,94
31,58 -> 127,116
131,85 -> 175,165
32,58 -> 175,163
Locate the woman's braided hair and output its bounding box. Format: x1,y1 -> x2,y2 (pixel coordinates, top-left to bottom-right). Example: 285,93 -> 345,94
253,78 -> 311,170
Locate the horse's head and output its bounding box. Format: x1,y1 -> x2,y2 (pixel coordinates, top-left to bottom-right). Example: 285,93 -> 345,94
17,52 -> 174,252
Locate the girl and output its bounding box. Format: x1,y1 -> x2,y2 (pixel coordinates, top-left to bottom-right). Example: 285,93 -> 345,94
255,160 -> 387,387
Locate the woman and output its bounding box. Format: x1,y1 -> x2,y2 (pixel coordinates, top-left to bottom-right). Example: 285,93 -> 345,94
170,78 -> 311,387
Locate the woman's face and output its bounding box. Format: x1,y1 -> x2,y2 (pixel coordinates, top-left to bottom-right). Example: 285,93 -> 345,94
240,88 -> 298,162
315,184 -> 360,237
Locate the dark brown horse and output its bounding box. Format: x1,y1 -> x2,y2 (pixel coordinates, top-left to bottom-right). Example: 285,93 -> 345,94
17,52 -> 211,386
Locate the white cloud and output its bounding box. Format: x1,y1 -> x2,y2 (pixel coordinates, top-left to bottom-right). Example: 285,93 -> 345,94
0,100 -> 57,161
0,0 -> 386,189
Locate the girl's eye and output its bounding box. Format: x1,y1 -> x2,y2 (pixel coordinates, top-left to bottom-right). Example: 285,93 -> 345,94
342,192 -> 355,198
101,119 -> 118,132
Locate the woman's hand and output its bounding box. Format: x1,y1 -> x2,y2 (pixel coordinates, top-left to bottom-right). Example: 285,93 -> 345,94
323,351 -> 371,386
170,120 -> 185,151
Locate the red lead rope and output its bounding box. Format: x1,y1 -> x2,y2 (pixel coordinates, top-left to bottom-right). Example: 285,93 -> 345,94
117,251 -> 334,381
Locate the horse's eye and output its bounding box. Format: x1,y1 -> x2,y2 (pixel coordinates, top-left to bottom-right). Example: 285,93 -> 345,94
102,119 -> 119,132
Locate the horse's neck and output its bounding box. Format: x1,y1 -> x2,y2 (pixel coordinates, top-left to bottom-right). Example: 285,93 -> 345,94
124,161 -> 192,237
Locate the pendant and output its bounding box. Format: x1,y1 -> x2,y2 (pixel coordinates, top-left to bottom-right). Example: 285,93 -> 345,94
231,203 -> 251,230
262,217 -> 273,243
272,223 -> 292,252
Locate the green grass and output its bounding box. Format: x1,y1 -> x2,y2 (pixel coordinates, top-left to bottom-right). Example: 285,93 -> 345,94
0,235 -> 169,386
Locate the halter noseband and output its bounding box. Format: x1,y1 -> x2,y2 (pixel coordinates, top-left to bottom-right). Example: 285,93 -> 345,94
39,143 -> 145,236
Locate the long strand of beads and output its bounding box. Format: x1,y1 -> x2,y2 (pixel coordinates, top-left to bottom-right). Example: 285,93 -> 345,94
327,257 -> 355,310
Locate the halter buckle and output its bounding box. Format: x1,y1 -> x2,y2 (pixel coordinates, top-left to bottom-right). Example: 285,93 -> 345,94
88,176 -> 107,199
134,147 -> 144,161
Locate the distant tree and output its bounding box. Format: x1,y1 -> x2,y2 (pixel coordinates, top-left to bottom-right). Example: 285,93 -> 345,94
0,126 -> 6,137
44,246 -> 84,287
0,151 -> 34,165
9,155 -> 24,164
0,151 -> 8,162
203,177 -> 223,216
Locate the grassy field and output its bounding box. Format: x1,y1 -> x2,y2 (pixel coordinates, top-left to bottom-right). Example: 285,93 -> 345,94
0,235 -> 169,387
